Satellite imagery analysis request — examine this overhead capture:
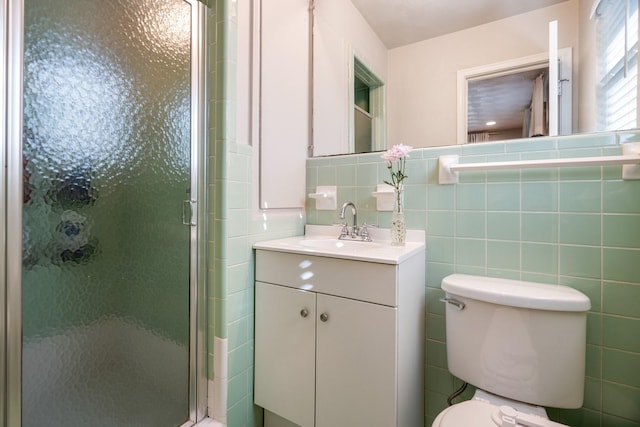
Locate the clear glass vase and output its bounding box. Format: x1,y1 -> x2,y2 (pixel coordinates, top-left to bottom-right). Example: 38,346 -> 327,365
391,186 -> 406,246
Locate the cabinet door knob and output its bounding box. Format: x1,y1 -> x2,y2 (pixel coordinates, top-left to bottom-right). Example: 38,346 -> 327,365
300,309 -> 309,318
320,313 -> 329,322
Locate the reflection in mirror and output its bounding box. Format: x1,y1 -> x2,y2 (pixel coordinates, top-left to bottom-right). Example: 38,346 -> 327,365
459,47 -> 573,144
354,75 -> 373,152
312,0 -> 387,157
467,69 -> 551,142
353,58 -> 386,153
312,0 -> 640,156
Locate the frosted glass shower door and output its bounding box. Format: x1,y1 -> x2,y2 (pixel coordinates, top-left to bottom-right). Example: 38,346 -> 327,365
20,0 -> 196,426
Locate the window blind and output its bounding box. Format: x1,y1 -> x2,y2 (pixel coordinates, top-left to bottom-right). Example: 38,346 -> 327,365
597,0 -> 639,131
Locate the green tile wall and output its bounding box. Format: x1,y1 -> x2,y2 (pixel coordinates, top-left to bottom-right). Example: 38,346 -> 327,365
210,2 -> 304,426
306,132 -> 640,427
213,2 -> 640,424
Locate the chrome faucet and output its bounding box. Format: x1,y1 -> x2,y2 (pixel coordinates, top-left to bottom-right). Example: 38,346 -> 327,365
338,202 -> 374,241
338,201 -> 360,239
340,202 -> 357,229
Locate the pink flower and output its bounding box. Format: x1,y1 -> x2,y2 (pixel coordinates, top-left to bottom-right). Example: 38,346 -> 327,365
381,144 -> 413,191
381,144 -> 413,162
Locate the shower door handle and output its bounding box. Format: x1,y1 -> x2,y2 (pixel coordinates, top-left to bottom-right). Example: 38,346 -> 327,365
182,199 -> 197,226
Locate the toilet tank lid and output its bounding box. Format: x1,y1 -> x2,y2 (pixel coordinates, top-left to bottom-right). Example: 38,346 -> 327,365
441,274 -> 591,312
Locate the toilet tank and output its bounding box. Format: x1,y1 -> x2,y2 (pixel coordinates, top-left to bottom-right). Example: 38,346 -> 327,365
441,274 -> 591,409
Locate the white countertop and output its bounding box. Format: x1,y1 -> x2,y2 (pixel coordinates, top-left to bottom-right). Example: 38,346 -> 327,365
253,225 -> 425,264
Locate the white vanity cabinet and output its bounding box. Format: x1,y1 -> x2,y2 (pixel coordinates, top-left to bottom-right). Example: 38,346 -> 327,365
255,282 -> 316,426
254,245 -> 425,427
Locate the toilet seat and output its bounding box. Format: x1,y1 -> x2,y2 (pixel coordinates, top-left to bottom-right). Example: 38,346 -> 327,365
432,400 -> 496,427
432,399 -> 570,427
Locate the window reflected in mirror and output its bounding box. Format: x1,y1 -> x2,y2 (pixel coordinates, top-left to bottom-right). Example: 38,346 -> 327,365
352,58 -> 385,153
354,75 -> 373,152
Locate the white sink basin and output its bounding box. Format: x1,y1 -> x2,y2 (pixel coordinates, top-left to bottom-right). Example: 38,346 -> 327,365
299,238 -> 383,250
253,225 -> 425,264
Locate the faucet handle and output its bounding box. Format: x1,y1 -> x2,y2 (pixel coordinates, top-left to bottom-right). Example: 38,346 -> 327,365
337,223 -> 350,239
360,223 -> 377,241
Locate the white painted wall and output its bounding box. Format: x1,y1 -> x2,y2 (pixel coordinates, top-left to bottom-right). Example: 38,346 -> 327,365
313,0 -> 387,156
387,0 -> 580,148
234,0 -> 311,210
259,0 -> 309,208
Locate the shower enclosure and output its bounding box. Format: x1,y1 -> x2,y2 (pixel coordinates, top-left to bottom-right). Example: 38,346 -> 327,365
1,0 -> 208,426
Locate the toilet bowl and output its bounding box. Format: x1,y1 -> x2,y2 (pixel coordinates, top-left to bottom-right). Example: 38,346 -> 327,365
433,274 -> 591,427
432,390 -> 568,427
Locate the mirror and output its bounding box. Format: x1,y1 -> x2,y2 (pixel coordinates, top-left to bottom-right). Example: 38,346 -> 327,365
312,0 -> 639,156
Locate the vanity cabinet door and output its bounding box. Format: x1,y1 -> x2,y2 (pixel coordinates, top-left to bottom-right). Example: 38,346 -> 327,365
254,282 -> 316,427
315,294 -> 398,427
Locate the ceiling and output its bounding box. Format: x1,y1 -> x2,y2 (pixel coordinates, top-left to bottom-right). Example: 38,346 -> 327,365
350,0 -> 570,49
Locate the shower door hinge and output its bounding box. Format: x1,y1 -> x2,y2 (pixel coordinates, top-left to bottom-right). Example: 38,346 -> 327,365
182,199 -> 197,226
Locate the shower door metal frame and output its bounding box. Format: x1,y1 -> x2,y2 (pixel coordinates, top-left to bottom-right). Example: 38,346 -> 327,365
3,0 -> 24,425
1,0 -> 209,425
1,0 -> 8,424
188,0 -> 209,424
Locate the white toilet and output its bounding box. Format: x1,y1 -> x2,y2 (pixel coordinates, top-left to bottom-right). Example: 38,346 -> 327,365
433,274 -> 591,427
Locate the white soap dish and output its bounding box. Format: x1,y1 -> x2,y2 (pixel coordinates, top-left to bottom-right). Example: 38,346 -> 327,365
308,185 -> 337,210
372,184 -> 396,211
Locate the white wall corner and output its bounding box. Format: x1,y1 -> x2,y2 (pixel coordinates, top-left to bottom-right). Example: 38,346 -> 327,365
209,337 -> 229,424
